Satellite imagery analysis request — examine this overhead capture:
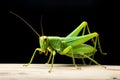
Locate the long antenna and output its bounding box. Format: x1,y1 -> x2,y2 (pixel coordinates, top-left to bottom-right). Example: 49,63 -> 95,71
9,11 -> 40,37
40,15 -> 44,36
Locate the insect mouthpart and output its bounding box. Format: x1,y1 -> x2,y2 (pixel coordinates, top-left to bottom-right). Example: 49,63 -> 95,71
40,50 -> 48,56
44,50 -> 48,56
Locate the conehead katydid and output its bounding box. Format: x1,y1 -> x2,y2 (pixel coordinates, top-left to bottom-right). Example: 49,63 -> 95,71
10,11 -> 107,72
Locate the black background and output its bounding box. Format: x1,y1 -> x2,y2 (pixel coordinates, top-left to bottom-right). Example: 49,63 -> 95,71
2,0 -> 119,65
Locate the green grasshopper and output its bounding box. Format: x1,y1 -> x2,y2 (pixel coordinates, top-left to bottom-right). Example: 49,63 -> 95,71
10,11 -> 107,72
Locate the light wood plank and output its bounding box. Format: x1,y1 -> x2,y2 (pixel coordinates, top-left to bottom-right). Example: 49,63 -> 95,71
0,64 -> 120,80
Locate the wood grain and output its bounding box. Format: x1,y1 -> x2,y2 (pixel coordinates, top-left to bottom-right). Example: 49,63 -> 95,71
0,64 -> 120,80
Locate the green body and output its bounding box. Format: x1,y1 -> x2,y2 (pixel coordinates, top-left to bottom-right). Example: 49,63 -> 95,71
10,11 -> 106,72
29,21 -> 106,72
41,34 -> 97,58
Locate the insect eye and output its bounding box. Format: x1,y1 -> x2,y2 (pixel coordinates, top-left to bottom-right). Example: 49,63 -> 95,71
44,37 -> 47,41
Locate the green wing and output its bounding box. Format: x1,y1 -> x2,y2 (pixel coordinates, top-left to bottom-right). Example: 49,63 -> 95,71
61,32 -> 97,48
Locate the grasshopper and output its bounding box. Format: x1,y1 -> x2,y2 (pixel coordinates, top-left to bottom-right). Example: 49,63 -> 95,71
10,11 -> 107,72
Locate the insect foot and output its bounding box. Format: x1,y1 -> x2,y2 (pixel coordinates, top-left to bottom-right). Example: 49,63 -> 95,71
98,64 -> 107,69
75,65 -> 81,70
23,64 -> 30,67
103,65 -> 107,69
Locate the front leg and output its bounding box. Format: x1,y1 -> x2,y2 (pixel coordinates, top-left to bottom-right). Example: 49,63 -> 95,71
48,51 -> 56,72
45,47 -> 56,72
46,47 -> 54,64
23,48 -> 42,66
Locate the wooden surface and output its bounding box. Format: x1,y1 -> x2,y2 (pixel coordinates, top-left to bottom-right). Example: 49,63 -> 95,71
0,64 -> 120,80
